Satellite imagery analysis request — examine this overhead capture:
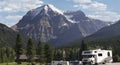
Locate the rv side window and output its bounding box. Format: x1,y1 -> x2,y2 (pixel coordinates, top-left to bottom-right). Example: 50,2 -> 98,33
108,52 -> 110,56
98,53 -> 102,56
94,51 -> 97,53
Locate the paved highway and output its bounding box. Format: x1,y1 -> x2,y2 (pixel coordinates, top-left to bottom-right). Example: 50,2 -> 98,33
79,63 -> 120,65
100,63 -> 120,65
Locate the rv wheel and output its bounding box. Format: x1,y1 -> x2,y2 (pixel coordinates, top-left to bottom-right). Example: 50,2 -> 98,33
102,62 -> 106,64
89,62 -> 92,65
94,63 -> 98,65
83,62 -> 86,65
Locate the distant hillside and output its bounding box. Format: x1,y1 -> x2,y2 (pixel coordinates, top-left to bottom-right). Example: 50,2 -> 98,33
0,23 -> 17,47
68,20 -> 120,53
69,20 -> 120,46
85,20 -> 120,40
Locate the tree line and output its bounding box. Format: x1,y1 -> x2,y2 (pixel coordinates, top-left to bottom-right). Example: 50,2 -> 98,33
15,34 -> 54,65
69,37 -> 120,62
0,34 -> 120,65
15,34 -> 88,65
0,34 -> 87,65
0,47 -> 15,63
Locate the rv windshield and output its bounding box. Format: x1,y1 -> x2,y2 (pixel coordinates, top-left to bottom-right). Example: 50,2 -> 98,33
83,55 -> 94,58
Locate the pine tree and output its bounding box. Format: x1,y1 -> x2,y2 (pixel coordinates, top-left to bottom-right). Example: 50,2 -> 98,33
113,55 -> 120,62
0,48 -> 5,63
54,49 -> 62,61
0,48 -> 2,63
5,47 -> 10,64
44,44 -> 54,63
26,38 -> 36,64
37,41 -> 45,63
79,40 -> 88,60
15,34 -> 23,64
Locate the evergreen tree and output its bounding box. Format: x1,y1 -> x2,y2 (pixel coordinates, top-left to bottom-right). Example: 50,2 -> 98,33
37,41 -> 45,63
54,49 -> 62,61
44,44 -> 54,63
5,47 -> 10,64
0,48 -> 2,63
15,34 -> 23,64
0,48 -> 5,63
8,47 -> 15,62
26,38 -> 36,64
113,55 -> 120,62
79,40 -> 88,60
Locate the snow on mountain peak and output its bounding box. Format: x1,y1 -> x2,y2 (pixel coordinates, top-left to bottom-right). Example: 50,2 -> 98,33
45,4 -> 63,15
30,4 -> 63,18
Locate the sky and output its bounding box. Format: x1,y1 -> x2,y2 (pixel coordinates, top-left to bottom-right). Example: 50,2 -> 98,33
0,0 -> 120,27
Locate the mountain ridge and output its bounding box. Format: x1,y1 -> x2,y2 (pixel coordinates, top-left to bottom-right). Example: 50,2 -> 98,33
11,4 -> 109,47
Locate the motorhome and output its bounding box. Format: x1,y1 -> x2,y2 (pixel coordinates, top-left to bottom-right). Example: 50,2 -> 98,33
82,49 -> 113,65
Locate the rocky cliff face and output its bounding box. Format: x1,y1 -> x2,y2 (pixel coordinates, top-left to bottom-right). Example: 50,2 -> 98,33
64,11 -> 108,36
12,4 -> 109,47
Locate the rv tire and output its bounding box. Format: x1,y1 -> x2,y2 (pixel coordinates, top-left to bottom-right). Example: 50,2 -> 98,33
89,62 -> 92,65
102,62 -> 106,64
95,63 -> 98,65
83,62 -> 86,65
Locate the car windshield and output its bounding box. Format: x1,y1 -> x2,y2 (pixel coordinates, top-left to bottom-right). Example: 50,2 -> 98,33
83,55 -> 94,58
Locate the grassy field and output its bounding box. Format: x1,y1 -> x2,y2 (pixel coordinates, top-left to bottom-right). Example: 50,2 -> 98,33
0,62 -> 42,65
0,62 -> 26,65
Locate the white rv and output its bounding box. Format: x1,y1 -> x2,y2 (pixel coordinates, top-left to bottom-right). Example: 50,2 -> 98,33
51,61 -> 69,65
82,49 -> 113,65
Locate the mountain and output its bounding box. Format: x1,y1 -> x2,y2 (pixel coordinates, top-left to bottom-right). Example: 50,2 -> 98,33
0,23 -> 17,47
85,20 -> 120,40
12,4 -> 109,47
64,11 -> 109,36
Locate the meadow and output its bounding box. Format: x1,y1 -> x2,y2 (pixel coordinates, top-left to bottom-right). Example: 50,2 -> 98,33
0,62 -> 42,65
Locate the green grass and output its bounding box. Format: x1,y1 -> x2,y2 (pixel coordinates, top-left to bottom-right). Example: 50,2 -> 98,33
0,62 -> 42,65
0,62 -> 44,65
0,62 -> 26,65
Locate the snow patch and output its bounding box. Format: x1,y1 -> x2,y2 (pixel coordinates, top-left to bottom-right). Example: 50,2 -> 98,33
64,15 -> 77,23
63,23 -> 68,26
30,4 -> 63,19
47,4 -> 63,15
44,5 -> 48,11
30,7 -> 43,19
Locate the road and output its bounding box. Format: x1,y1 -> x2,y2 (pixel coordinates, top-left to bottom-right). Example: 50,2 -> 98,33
100,63 -> 120,65
79,63 -> 120,65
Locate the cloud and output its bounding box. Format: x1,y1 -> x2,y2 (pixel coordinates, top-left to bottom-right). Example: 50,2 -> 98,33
0,15 -> 22,27
0,0 -> 43,27
87,11 -> 120,22
83,2 -> 107,11
72,0 -> 91,4
72,0 -> 107,11
0,0 -> 43,13
71,0 -> 120,22
5,15 -> 22,22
